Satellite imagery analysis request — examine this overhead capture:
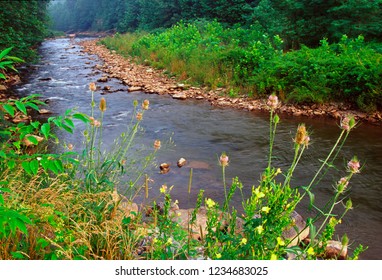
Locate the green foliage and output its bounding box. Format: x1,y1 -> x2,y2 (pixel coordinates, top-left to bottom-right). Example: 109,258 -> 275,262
0,47 -> 24,79
0,0 -> 51,60
102,22 -> 382,111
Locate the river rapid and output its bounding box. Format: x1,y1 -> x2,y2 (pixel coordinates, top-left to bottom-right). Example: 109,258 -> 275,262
14,37 -> 382,260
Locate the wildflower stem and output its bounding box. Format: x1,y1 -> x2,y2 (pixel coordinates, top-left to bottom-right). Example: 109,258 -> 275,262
268,110 -> 274,170
283,144 -> 305,187
305,129 -> 346,193
222,165 -> 227,202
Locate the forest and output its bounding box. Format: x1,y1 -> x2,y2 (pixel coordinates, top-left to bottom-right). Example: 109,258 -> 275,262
0,0 -> 51,60
49,0 -> 382,49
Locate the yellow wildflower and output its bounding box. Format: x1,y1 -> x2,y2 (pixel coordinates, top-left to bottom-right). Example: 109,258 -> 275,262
261,206 -> 271,214
160,185 -> 167,194
254,187 -> 265,199
205,198 -> 216,208
307,247 -> 315,256
277,237 -> 285,246
216,253 -> 222,259
240,238 -> 247,245
256,225 -> 264,234
166,238 -> 172,245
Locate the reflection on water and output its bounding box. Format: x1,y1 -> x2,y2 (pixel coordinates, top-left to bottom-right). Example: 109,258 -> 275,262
14,38 -> 382,259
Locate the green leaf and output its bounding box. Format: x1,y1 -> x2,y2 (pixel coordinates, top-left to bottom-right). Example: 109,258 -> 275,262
11,252 -> 26,260
64,118 -> 75,129
30,121 -> 40,129
30,159 -> 39,175
22,161 -> 32,175
15,101 -> 27,115
73,113 -> 90,123
26,135 -> 39,146
2,104 -> 15,117
0,47 -> 13,60
7,160 -> 16,170
25,102 -> 39,111
40,123 -> 50,139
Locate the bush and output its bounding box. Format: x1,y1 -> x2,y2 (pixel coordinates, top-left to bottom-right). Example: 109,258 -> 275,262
101,22 -> 382,111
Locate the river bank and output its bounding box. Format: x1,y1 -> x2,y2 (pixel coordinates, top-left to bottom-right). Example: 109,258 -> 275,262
79,39 -> 382,126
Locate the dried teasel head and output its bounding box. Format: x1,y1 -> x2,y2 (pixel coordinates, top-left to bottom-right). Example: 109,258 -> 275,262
294,124 -> 307,145
89,82 -> 96,92
99,97 -> 106,112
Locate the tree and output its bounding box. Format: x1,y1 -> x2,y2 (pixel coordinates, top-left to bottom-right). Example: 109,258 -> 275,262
0,0 -> 51,60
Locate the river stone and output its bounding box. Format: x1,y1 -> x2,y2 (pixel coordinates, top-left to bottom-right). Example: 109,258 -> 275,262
324,240 -> 348,259
97,76 -> 108,82
172,92 -> 187,100
282,211 -> 309,247
170,207 -> 243,240
177,158 -> 187,168
39,109 -> 52,114
0,85 -> 7,91
127,86 -> 142,92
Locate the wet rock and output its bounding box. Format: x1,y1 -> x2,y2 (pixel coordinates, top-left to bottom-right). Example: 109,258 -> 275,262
38,109 -> 52,114
177,158 -> 187,168
160,163 -> 170,174
172,92 -> 187,100
282,211 -> 310,247
0,85 -> 7,91
127,86 -> 142,92
38,77 -> 52,81
103,85 -> 111,91
170,207 -> 243,240
324,240 -> 348,260
97,76 -> 108,82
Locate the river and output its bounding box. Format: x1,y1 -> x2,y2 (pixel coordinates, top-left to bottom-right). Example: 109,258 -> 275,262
14,37 -> 382,260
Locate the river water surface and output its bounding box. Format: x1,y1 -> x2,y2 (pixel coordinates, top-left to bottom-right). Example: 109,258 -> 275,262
14,38 -> 382,259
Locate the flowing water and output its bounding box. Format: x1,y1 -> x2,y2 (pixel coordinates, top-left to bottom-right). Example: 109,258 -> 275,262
14,38 -> 382,259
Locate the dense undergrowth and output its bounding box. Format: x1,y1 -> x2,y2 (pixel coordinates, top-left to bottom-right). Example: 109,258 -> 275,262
0,51 -> 366,259
101,21 -> 382,112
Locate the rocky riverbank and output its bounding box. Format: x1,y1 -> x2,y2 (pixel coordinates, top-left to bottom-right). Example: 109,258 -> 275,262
78,39 -> 381,125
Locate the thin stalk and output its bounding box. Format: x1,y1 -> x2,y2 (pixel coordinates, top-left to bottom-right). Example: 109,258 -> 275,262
283,144 -> 305,187
222,165 -> 227,201
268,110 -> 274,170
304,130 -> 346,194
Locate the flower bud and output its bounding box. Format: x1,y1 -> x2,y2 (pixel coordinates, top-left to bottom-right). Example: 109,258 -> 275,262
267,94 -> 279,110
341,234 -> 349,247
99,97 -> 106,112
294,124 -> 307,145
89,82 -> 96,92
136,112 -> 143,121
345,199 -> 353,210
337,177 -> 349,193
219,152 -> 229,167
347,157 -> 360,173
154,139 -> 161,150
142,99 -> 150,110
341,115 -> 356,132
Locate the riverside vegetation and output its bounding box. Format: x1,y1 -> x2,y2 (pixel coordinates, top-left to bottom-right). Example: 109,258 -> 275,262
0,50 -> 366,259
100,21 -> 382,113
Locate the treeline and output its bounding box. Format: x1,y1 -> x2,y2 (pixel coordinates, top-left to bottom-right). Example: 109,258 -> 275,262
50,0 -> 382,48
0,0 -> 51,60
